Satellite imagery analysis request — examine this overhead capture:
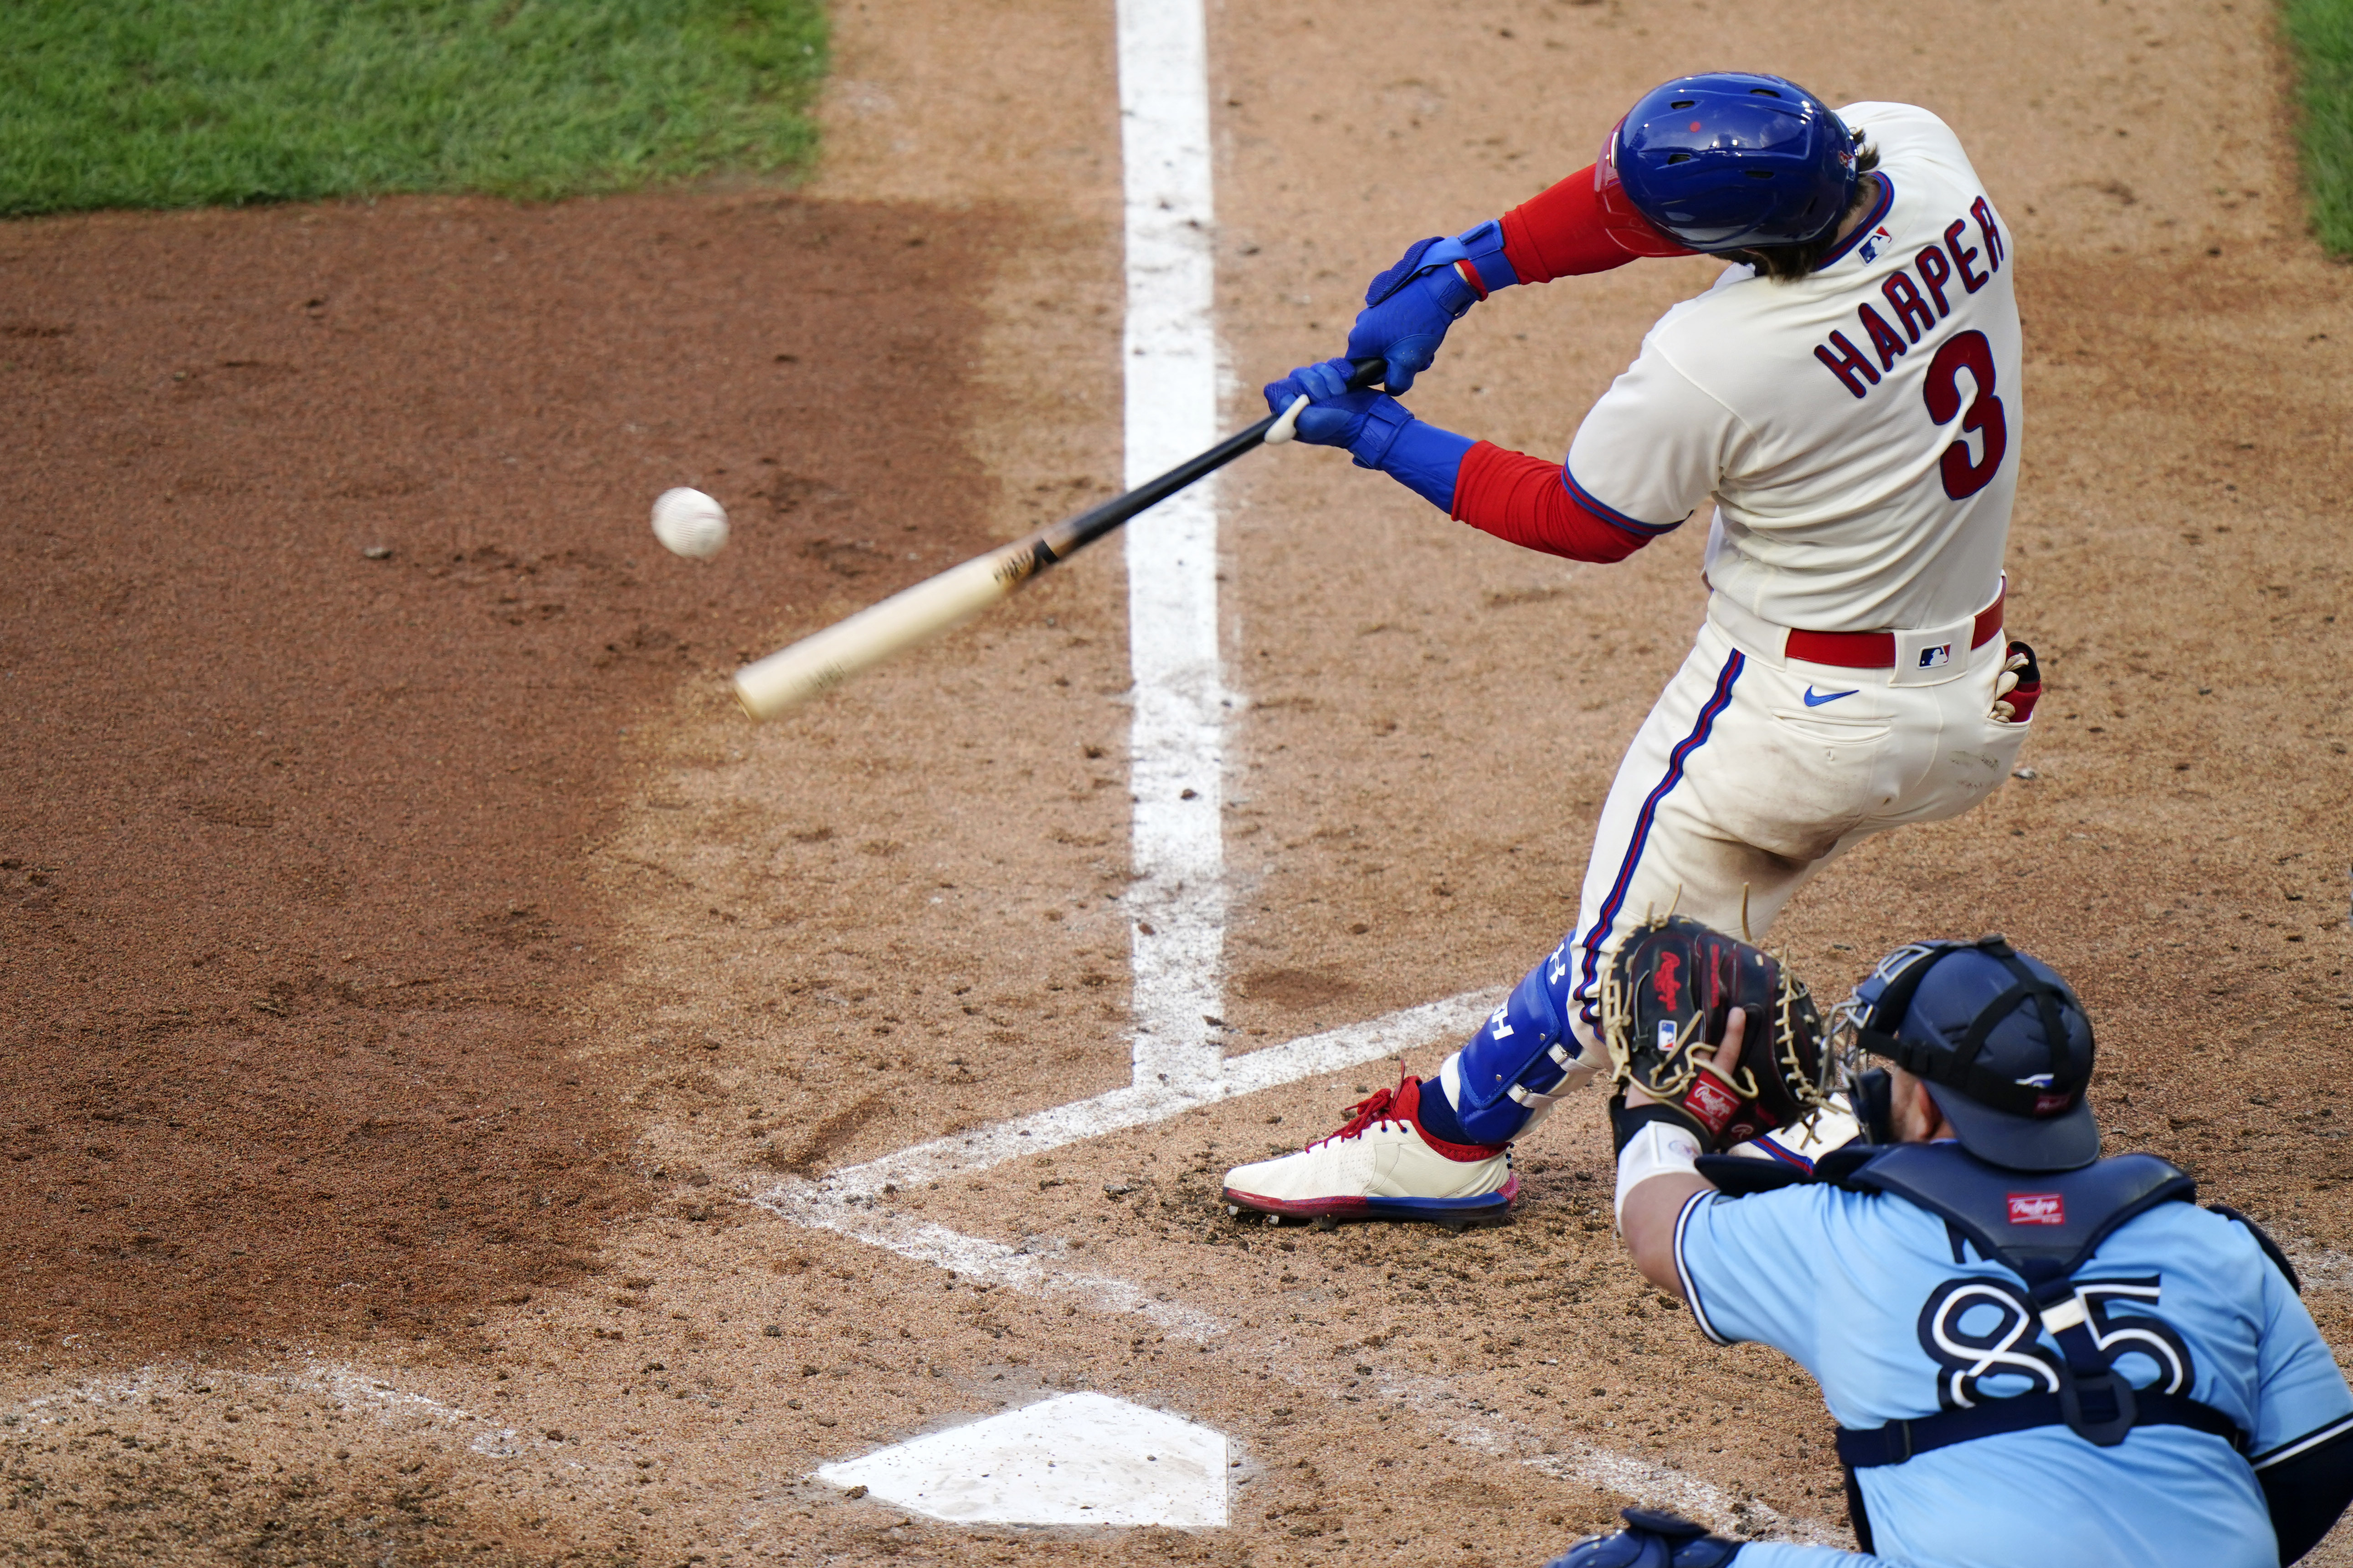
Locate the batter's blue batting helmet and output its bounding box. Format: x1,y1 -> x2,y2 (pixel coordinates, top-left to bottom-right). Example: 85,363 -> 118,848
1601,73 -> 1860,253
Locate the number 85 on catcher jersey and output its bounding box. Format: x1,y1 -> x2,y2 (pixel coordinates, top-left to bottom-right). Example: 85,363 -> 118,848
1566,102 -> 2019,637
1677,1185 -> 2353,1568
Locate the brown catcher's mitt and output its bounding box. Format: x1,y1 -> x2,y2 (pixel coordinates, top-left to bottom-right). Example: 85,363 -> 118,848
1601,913 -> 1829,1150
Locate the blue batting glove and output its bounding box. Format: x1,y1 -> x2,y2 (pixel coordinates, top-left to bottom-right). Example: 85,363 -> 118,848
1262,358 -> 1477,513
1262,359 -> 1414,469
1343,220 -> 1517,393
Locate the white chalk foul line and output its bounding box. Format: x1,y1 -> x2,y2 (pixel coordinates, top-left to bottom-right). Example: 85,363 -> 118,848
774,990 -> 1494,1204
1118,0 -> 1228,1093
752,1194 -> 1226,1343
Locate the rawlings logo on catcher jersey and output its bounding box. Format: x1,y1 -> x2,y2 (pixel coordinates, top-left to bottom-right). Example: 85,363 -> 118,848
2006,1192 -> 2065,1225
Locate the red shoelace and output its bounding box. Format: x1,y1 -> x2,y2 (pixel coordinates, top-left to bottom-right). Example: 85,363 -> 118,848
1306,1078 -> 1413,1151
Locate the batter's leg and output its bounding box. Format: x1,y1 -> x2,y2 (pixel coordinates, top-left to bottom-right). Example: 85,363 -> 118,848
1218,633 -> 1767,1214
1222,623 -> 1884,1210
1428,630 -> 1831,1146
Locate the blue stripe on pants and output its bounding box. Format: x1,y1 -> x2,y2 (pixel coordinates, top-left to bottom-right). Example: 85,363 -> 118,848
1574,650 -> 1746,1023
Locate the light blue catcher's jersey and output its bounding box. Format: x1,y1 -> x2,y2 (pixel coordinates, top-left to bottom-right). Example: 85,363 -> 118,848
1675,1178 -> 2353,1568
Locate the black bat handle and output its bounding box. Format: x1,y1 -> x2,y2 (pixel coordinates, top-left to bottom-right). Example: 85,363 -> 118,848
1044,357 -> 1388,560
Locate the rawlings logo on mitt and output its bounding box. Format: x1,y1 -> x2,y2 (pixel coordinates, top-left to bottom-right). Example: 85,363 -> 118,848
1602,913 -> 1829,1150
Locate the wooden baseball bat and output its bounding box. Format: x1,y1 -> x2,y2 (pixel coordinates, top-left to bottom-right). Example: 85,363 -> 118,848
730,358 -> 1385,719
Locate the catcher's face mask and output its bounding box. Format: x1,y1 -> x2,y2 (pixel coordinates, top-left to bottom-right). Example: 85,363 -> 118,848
1827,941 -> 1947,1143
1847,1065 -> 1896,1145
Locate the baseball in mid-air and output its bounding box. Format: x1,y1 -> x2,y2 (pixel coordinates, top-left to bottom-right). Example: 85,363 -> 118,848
651,487 -> 730,559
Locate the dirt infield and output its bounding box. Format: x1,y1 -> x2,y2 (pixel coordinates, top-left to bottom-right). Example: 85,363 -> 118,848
3,0 -> 2350,1562
0,190 -> 1020,1363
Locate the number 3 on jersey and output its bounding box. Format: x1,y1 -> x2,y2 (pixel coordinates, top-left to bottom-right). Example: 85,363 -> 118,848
1923,328 -> 2007,500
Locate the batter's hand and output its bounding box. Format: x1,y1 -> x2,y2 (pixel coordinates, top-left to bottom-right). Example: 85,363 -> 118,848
1263,359 -> 1417,470
1344,236 -> 1480,393
1993,639 -> 2042,723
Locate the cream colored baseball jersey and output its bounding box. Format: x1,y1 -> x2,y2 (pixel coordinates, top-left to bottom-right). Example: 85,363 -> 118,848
1563,102 -> 2020,634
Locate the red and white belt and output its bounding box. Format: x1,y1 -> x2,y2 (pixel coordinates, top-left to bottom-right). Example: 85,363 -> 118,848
1712,583 -> 2004,672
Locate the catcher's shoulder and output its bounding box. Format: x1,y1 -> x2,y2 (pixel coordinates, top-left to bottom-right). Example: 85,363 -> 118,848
1695,1142 -> 1881,1199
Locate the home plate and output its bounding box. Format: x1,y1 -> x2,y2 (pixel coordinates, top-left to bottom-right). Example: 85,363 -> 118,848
814,1392 -> 1228,1527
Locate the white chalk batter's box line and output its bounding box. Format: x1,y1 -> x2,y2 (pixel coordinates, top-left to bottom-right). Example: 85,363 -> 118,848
749,991 -> 1837,1543
4,1360 -> 533,1459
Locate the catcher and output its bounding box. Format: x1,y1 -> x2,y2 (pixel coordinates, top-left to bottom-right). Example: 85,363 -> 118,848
1573,930 -> 2353,1567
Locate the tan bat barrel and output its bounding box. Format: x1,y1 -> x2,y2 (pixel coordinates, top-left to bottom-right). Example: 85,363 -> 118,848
730,543 -> 1039,719
727,361 -> 1373,721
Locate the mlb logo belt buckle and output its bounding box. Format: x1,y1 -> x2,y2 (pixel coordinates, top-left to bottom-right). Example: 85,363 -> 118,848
1891,617 -> 1980,687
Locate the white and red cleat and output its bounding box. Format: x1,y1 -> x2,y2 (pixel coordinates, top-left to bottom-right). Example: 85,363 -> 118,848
1222,1072 -> 1516,1225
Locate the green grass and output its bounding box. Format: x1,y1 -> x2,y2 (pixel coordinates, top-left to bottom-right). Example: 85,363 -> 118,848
0,0 -> 827,216
2285,0 -> 2353,255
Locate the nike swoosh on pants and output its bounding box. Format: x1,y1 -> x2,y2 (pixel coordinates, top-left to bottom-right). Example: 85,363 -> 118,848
1803,687 -> 1858,707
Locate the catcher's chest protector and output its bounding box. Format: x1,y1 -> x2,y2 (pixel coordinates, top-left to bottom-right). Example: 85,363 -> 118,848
1701,1144 -> 2339,1559
1839,1143 -> 2194,1285
1821,1145 -> 2255,1553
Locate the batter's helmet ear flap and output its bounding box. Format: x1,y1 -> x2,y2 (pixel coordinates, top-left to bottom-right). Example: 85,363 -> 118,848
1594,118 -> 1703,259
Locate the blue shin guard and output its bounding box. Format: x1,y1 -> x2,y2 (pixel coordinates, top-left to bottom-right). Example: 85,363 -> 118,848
1440,940 -> 1598,1145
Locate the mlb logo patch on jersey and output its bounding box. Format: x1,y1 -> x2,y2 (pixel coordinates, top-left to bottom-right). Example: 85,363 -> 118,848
1916,643 -> 1953,671
2007,1192 -> 2066,1225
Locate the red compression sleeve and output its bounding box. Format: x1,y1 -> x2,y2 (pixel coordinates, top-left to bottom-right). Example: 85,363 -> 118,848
1502,166 -> 1634,282
1500,164 -> 1694,282
1451,442 -> 1652,564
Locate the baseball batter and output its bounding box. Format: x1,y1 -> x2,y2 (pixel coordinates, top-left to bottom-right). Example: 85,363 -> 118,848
1559,936 -> 2353,1567
1225,73 -> 2044,1221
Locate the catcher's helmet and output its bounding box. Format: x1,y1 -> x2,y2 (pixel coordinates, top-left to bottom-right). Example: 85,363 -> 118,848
1601,73 -> 1860,254
1839,937 -> 2098,1172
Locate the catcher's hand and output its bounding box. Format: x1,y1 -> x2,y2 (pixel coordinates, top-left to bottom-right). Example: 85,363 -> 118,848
1628,1006 -> 1760,1152
1601,913 -> 1828,1151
